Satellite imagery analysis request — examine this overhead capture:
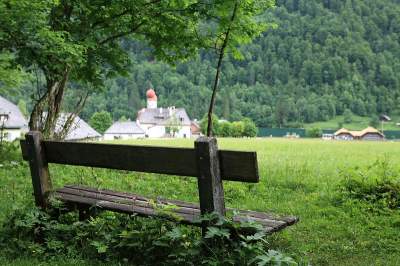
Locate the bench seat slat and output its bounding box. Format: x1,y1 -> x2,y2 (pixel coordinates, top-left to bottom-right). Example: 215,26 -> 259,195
58,187 -> 200,216
57,193 -> 200,223
54,185 -> 298,233
64,184 -> 200,210
62,185 -> 298,225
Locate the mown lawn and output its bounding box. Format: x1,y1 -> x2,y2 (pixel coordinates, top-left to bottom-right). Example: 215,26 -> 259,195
1,138 -> 400,265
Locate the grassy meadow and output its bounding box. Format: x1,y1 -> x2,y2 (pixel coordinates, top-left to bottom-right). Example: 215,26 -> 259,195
1,138 -> 400,265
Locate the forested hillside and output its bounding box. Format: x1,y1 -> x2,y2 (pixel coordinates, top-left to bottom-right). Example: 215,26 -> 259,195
28,0 -> 400,127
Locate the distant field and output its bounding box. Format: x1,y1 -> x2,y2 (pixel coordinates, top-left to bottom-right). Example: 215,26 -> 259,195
1,138 -> 400,265
305,114 -> 400,130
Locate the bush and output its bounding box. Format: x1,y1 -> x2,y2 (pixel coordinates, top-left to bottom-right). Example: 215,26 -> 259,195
89,111 -> 113,134
0,141 -> 22,164
337,159 -> 400,212
219,121 -> 232,137
200,114 -> 220,136
242,118 -> 258,137
305,127 -> 322,138
200,115 -> 258,138
231,121 -> 245,137
0,206 -> 297,265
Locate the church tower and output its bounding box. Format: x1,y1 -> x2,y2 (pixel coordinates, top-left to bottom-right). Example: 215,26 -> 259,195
146,88 -> 157,109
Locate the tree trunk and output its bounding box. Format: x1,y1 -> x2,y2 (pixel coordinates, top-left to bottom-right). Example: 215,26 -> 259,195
43,68 -> 69,139
29,91 -> 48,131
206,1 -> 238,137
28,68 -> 71,140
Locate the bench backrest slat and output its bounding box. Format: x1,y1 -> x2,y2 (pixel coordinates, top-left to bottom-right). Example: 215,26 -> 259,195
21,140 -> 259,183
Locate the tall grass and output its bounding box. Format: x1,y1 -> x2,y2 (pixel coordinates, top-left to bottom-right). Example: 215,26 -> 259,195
1,138 -> 400,265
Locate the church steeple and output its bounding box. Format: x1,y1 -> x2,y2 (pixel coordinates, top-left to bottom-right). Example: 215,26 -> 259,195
146,88 -> 157,109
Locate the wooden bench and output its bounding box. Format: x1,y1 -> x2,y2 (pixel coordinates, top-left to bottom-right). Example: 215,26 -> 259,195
21,131 -> 298,234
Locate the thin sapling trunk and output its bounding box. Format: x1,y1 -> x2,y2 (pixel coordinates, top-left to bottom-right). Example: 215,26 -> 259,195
207,2 -> 238,137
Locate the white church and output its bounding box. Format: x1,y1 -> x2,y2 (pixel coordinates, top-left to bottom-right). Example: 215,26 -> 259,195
104,89 -> 192,139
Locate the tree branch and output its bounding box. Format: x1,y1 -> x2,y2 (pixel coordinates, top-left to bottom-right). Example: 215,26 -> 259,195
56,91 -> 89,140
99,22 -> 145,44
91,0 -> 162,29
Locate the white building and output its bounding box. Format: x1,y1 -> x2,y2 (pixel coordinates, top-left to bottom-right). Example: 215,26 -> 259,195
104,121 -> 145,140
0,95 -> 100,142
0,95 -> 28,141
136,89 -> 191,138
56,113 -> 102,141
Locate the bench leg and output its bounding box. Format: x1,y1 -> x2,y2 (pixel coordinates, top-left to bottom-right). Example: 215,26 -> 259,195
195,137 -> 226,237
25,132 -> 53,209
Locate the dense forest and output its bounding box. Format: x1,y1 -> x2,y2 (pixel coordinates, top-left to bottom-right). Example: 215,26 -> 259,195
11,0 -> 400,128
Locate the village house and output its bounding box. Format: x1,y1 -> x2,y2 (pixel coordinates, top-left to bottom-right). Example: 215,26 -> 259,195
136,89 -> 191,138
190,119 -> 202,137
334,127 -> 384,141
103,121 -> 145,140
136,89 -> 192,138
0,95 -> 28,141
104,88 -> 192,139
56,113 -> 102,141
0,95 -> 100,142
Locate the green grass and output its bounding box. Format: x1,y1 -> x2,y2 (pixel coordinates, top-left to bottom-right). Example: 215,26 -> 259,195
1,138 -> 400,265
305,114 -> 400,130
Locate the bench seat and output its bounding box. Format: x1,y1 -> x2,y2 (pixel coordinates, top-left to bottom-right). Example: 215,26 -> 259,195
55,185 -> 298,234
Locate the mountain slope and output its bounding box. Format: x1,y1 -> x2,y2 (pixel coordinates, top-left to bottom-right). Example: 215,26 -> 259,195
66,0 -> 400,127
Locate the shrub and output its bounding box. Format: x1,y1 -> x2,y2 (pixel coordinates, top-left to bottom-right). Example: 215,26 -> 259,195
242,118 -> 258,137
0,140 -> 22,164
231,121 -> 245,137
0,206 -> 297,265
219,121 -> 233,137
200,115 -> 258,138
337,159 -> 400,212
306,127 -> 322,138
89,111 -> 113,134
200,114 -> 220,136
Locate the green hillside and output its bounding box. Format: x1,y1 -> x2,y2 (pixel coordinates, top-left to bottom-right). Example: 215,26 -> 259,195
7,0 -> 400,128
305,115 -> 400,131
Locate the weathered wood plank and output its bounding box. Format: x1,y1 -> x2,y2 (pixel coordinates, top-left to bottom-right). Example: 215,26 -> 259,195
195,137 -> 225,218
25,132 -> 52,208
44,141 -> 199,177
219,150 -> 259,183
57,187 -> 200,216
20,139 -> 259,183
63,185 -> 298,225
55,192 -> 200,225
54,185 -> 296,232
64,185 -> 201,210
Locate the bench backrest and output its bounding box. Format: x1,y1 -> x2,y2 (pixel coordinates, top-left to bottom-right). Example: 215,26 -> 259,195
21,131 -> 259,216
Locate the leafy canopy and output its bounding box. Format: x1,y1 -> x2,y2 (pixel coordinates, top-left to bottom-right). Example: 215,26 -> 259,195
0,0 -> 212,89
